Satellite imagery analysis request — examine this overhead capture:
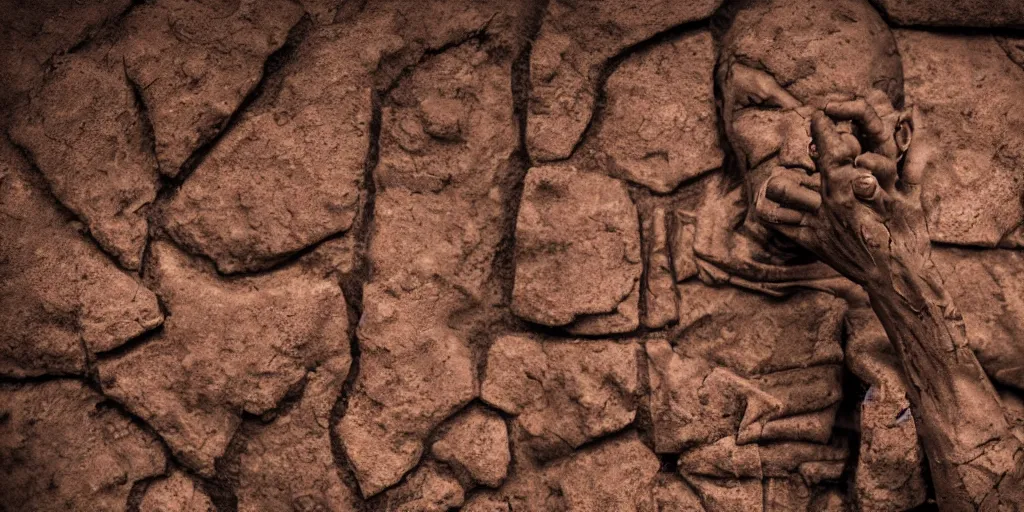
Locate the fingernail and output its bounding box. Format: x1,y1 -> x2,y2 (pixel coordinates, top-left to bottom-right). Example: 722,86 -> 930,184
853,175 -> 878,198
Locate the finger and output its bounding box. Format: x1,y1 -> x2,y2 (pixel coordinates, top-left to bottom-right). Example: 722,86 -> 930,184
811,111 -> 861,197
771,223 -> 813,247
811,111 -> 861,166
755,194 -> 808,225
798,172 -> 822,192
825,99 -> 888,151
855,153 -> 898,192
852,173 -> 888,214
765,174 -> 822,212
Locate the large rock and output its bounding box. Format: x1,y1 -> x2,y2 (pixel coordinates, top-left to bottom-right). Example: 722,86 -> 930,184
933,248 -> 1024,390
897,31 -> 1024,247
139,471 -> 215,512
97,241 -> 350,476
238,360 -> 357,512
0,0 -> 130,110
0,380 -> 166,512
596,29 -> 721,193
162,21 -> 377,273
557,433 -> 660,511
9,52 -> 160,269
431,406 -> 511,488
874,0 -> 1024,27
0,143 -> 163,377
337,37 -> 519,498
120,0 -> 304,177
527,0 -> 722,161
482,335 -> 641,460
6,0 -> 303,268
377,462 -> 465,512
164,0 -> 521,273
512,165 -> 642,334
465,431 -> 698,511
339,286 -> 479,498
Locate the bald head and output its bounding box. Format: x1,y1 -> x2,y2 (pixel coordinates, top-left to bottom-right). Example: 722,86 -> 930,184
716,0 -> 903,107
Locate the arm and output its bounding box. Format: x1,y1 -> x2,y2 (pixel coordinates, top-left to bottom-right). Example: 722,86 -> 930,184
759,98 -> 1023,510
866,252 -> 1023,510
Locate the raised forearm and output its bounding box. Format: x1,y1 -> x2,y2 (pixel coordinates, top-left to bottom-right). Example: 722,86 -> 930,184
865,258 -> 1024,510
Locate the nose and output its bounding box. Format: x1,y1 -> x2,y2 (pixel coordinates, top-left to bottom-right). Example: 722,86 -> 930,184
777,114 -> 816,172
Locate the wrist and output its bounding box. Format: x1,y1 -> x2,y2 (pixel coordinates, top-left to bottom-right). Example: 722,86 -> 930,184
863,251 -> 941,311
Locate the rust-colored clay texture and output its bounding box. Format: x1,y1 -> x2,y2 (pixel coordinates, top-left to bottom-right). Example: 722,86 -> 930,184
2,0 -> 1024,511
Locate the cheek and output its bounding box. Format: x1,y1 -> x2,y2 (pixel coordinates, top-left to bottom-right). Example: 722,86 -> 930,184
727,110 -> 808,196
727,110 -> 788,169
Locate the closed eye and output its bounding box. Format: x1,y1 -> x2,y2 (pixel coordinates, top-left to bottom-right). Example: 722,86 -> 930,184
739,93 -> 784,111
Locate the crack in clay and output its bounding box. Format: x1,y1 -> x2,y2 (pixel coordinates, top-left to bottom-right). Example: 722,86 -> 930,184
161,15 -> 314,198
61,1 -> 141,58
566,18 -> 715,163
3,132 -> 143,278
326,63 -> 384,512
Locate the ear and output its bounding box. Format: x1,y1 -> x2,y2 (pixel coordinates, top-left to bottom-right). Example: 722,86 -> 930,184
895,107 -> 915,156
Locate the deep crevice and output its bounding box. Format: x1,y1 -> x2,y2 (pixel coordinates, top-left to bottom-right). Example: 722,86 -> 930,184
566,17 -> 713,162
3,133 -> 141,275
62,0 -> 142,57
0,373 -> 83,387
157,13 -> 314,203
326,72 -> 385,512
124,473 -> 158,512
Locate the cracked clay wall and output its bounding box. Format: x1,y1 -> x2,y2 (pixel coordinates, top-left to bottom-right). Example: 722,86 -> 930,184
1,0 -> 1024,511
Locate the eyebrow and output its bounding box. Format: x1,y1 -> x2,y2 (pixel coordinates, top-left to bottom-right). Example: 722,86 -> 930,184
727,63 -> 803,111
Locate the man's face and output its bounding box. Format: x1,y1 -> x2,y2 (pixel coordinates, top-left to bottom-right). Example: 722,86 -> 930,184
714,0 -> 907,228
718,63 -> 817,208
717,62 -> 909,227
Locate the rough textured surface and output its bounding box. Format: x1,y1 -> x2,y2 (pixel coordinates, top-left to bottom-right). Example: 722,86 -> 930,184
139,470 -> 215,512
874,0 -> 1024,27
0,380 -> 166,512
844,306 -> 928,511
0,0 -> 130,110
238,361 -> 357,512
432,406 -> 511,488
512,165 -> 642,333
9,52 -> 160,269
337,31 -> 519,497
642,205 -> 679,328
0,142 -> 163,377
898,30 -> 1024,247
120,0 -> 304,177
648,283 -> 847,453
164,0 -> 519,273
5,0 -> 1024,509
557,433 -> 660,511
162,22 -> 372,273
933,248 -> 1024,390
377,461 -> 466,512
482,335 -> 641,460
527,0 -> 722,161
595,29 -> 722,193
98,241 -> 350,476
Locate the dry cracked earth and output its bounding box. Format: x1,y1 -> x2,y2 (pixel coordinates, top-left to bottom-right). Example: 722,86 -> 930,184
1,0 -> 1024,511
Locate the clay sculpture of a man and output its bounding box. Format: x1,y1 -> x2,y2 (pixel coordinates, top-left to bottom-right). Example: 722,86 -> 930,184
683,0 -> 1024,509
